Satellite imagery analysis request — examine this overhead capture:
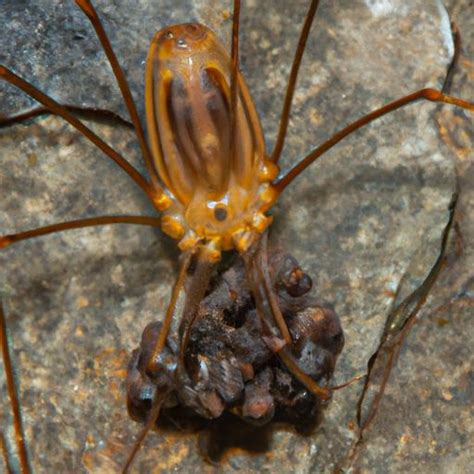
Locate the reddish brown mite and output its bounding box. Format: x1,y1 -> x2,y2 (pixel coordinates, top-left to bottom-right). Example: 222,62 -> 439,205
0,0 -> 473,472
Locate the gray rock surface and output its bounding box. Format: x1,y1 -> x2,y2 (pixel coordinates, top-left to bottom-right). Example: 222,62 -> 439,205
0,0 -> 472,472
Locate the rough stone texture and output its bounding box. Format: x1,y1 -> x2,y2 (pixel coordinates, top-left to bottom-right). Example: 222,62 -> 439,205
0,1 -> 472,473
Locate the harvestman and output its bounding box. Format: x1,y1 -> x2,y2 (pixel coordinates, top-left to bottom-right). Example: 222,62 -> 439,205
0,0 -> 473,471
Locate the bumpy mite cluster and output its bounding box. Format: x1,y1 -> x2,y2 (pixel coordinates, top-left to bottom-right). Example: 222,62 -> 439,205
126,249 -> 344,460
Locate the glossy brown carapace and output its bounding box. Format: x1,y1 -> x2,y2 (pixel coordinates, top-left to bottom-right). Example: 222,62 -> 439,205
146,23 -> 278,260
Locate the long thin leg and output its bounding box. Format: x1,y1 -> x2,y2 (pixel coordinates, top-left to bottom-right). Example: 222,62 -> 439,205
0,302 -> 30,474
244,249 -> 331,400
229,0 -> 241,168
258,233 -> 292,345
75,0 -> 162,191
270,0 -> 320,163
0,66 -> 167,209
274,89 -> 474,192
129,254 -> 212,469
258,237 -> 364,394
0,215 -> 161,249
122,389 -> 170,474
0,105 -> 133,130
177,257 -> 214,369
277,347 -> 330,399
0,432 -> 15,474
145,252 -> 192,374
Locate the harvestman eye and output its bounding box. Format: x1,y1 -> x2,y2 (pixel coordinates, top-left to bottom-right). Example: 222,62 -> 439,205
214,206 -> 228,221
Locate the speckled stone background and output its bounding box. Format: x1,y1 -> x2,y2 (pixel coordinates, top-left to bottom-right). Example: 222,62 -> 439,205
0,1 -> 472,473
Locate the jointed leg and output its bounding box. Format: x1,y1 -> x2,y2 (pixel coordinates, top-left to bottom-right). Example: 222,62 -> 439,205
250,235 -> 362,399
258,233 -> 292,345
75,0 -> 162,191
176,255 -> 215,373
244,246 -> 331,400
0,432 -> 15,474
0,66 -> 162,207
0,302 -> 30,474
0,105 -> 133,130
229,0 -> 241,167
0,216 -> 161,250
125,252 -> 208,472
122,389 -> 169,474
145,252 -> 192,375
270,0 -> 321,163
275,88 -> 474,192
